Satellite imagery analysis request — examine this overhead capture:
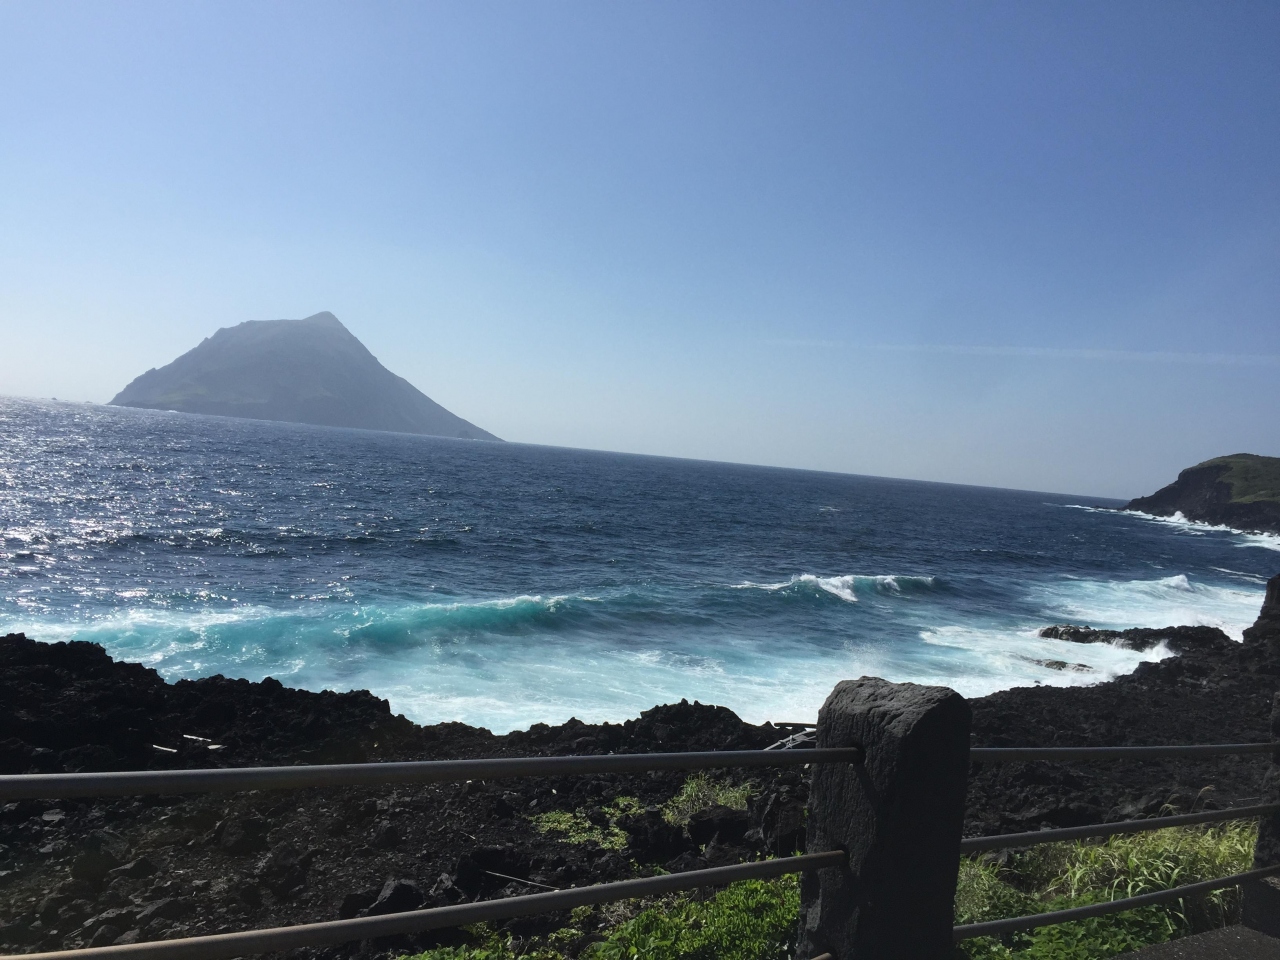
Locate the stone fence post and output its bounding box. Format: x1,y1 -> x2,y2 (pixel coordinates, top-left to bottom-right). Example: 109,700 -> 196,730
797,677 -> 971,960
1243,577 -> 1280,935
1244,691 -> 1280,935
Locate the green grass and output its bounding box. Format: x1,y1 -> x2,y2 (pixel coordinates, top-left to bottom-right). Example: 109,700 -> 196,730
1194,454 -> 1280,504
957,821 -> 1257,960
530,797 -> 643,851
584,875 -> 798,960
660,774 -> 753,827
529,774 -> 754,852
398,876 -> 798,960
401,819 -> 1255,960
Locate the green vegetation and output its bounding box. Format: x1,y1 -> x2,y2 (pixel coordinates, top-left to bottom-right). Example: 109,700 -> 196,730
586,875 -> 798,960
529,774 -> 754,852
1194,454 -> 1280,504
399,876 -> 798,960
530,797 -> 643,851
405,812 -> 1253,960
957,821 -> 1256,960
660,774 -> 753,827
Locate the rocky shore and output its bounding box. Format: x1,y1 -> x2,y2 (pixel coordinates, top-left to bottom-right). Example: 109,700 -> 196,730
1125,454 -> 1280,535
2,573 -> 1278,958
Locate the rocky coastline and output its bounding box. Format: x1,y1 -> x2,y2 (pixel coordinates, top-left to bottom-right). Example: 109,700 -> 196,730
2,573 -> 1279,958
1125,454 -> 1280,535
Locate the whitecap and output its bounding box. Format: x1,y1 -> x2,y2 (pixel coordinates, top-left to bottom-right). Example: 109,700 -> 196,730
914,624 -> 1173,698
1070,504 -> 1280,555
730,573 -> 937,603
1027,573 -> 1262,641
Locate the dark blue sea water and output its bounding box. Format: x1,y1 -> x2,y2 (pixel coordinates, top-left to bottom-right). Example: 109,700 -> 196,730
2,397 -> 1276,731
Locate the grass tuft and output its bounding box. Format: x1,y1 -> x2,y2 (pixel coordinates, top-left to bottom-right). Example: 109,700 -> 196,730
661,774 -> 753,827
957,820 -> 1257,960
530,797 -> 643,851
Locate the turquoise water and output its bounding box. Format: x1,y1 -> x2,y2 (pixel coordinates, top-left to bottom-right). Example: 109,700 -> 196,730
1,396 -> 1275,731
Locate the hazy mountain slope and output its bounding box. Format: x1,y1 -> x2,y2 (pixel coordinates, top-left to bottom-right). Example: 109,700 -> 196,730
110,312 -> 499,441
1125,454 -> 1280,534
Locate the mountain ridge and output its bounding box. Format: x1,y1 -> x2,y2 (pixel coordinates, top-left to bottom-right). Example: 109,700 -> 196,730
110,312 -> 499,441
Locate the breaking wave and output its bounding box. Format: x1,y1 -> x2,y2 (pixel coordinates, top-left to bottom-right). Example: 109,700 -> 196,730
1059,503 -> 1280,553
1028,573 -> 1263,641
730,574 -> 939,603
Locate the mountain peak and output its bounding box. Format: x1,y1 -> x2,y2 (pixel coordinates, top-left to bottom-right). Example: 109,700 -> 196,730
110,314 -> 499,441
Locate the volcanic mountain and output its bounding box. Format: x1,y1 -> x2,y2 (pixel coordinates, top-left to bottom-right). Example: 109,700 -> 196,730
110,312 -> 499,441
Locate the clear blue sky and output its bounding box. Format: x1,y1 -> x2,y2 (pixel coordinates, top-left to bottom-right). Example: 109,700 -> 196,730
2,1 -> 1277,498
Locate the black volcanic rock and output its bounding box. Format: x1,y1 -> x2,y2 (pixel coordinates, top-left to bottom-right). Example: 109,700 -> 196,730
1038,623 -> 1238,656
110,312 -> 499,441
1126,454 -> 1280,535
0,633 -> 774,956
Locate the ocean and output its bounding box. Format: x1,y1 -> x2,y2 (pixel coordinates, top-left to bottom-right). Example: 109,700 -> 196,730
1,396 -> 1276,732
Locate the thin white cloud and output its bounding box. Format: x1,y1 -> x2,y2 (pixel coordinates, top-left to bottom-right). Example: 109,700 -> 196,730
764,340 -> 1280,366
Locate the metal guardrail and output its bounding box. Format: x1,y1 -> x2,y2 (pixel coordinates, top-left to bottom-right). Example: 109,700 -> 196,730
970,742 -> 1277,762
0,747 -> 863,801
0,851 -> 846,960
953,862 -> 1280,942
0,746 -> 857,960
17,740 -> 1266,804
960,801 -> 1280,854
955,743 -> 1280,941
3,728 -> 1277,956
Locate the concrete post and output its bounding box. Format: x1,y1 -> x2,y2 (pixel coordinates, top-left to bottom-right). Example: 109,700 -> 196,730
796,677 -> 971,960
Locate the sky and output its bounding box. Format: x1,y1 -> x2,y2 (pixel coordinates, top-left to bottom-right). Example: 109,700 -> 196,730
1,2 -> 1277,499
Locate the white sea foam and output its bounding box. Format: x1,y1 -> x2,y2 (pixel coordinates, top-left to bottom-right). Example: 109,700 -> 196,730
1061,502 -> 1280,552
731,573 -> 936,603
1028,573 -> 1262,641
913,624 -> 1172,699
1210,567 -> 1269,584
3,572 -> 1265,732
1238,532 -> 1280,553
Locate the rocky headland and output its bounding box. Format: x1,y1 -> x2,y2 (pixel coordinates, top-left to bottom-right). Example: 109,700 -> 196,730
2,573 -> 1279,958
111,313 -> 499,442
1126,454 -> 1280,535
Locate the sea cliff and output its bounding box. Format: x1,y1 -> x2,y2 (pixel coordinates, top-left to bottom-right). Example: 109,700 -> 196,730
1126,454 -> 1280,535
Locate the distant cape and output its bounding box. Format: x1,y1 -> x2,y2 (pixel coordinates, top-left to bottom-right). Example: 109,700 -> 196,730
110,312 -> 500,441
1125,453 -> 1280,535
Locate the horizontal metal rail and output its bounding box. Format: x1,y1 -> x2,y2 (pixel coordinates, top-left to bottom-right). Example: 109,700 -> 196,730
953,862 -> 1280,942
970,743 -> 1276,762
960,802 -> 1280,854
0,851 -> 847,960
0,747 -> 863,801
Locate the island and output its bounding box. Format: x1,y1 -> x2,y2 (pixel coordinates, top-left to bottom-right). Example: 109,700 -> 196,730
110,312 -> 499,441
1125,453 -> 1280,535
